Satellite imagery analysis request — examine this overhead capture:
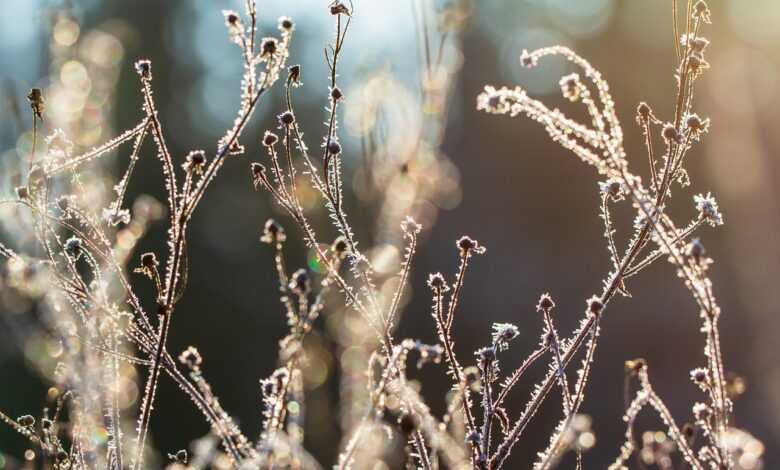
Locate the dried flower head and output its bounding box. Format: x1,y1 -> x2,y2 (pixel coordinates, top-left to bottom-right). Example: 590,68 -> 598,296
587,296 -> 603,316
134,60 -> 152,80
27,88 -> 44,119
223,10 -> 243,39
277,111 -> 295,127
17,415 -> 35,427
141,252 -> 158,270
463,366 -> 480,387
327,140 -> 342,156
694,192 -> 723,226
520,49 -> 537,68
182,150 -> 207,174
476,346 -> 496,364
261,37 -> 278,57
686,237 -> 706,263
289,269 -> 310,295
685,113 -> 710,138
599,178 -> 624,200
690,367 -> 710,389
278,16 -> 294,31
427,272 -> 448,291
624,358 -> 647,375
331,236 -> 350,259
64,236 -> 82,259
179,346 -> 202,370
330,2 -> 350,16
662,124 -> 682,144
262,131 -> 279,147
693,0 -> 711,23
330,86 -> 343,101
456,236 -> 486,255
261,219 -> 286,245
687,53 -> 710,75
492,323 -> 520,350
537,293 -> 555,312
288,64 -> 301,85
636,102 -> 652,124
559,73 -> 582,102
251,162 -> 270,188
15,186 -> 29,200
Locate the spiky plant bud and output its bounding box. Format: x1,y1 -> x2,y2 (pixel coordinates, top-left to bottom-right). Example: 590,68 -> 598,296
587,296 -> 603,316
277,111 -> 295,127
289,269 -> 310,295
261,219 -> 286,245
537,293 -> 555,312
134,60 -> 152,80
17,415 -> 35,427
263,131 -> 279,147
327,140 -> 342,156
179,346 -> 202,370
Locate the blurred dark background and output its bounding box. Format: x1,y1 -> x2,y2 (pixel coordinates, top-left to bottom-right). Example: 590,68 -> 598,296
0,0 -> 778,467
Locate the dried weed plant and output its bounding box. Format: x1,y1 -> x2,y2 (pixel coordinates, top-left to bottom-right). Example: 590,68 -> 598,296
0,0 -> 766,469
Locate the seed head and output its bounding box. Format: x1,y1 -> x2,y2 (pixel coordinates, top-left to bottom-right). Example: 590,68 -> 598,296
261,219 -> 286,245
690,368 -> 709,385
182,150 -> 207,174
64,236 -> 82,259
687,238 -> 706,263
662,124 -> 682,144
693,1 -> 711,23
691,37 -> 710,53
463,366 -> 480,386
427,272 -> 448,291
174,450 -> 188,464
476,346 -> 496,364
261,37 -> 278,57
141,252 -> 158,270
587,296 -> 603,316
27,88 -> 44,119
179,346 -> 202,370
330,86 -> 343,101
277,111 -> 295,127
289,269 -> 311,295
134,60 -> 152,80
520,49 -> 536,68
492,323 -> 519,350
694,193 -> 723,226
327,140 -> 342,156
685,113 -> 710,138
559,73 -> 581,101
41,418 -> 53,430
251,162 -> 266,178
278,16 -> 294,31
224,11 -> 240,26
15,186 -> 29,200
537,293 -> 555,312
331,236 -> 350,259
456,236 -> 486,255
17,415 -> 35,427
288,64 -> 301,85
330,2 -> 350,15
262,131 -> 279,147
624,358 -> 646,375
636,102 -> 652,124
